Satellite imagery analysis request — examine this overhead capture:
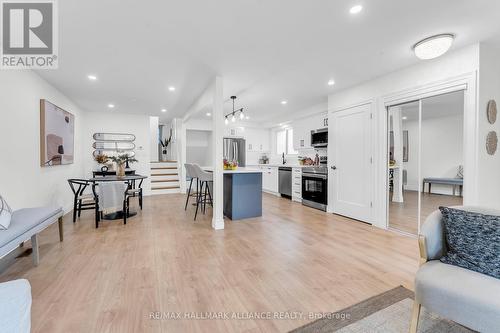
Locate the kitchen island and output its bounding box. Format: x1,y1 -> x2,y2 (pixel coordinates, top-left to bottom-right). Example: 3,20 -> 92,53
223,168 -> 263,220
204,167 -> 263,220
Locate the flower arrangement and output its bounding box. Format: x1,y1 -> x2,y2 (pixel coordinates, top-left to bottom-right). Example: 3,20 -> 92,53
109,154 -> 138,178
223,159 -> 238,170
94,153 -> 109,165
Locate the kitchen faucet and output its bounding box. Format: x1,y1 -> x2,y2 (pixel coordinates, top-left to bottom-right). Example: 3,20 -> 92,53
282,152 -> 286,165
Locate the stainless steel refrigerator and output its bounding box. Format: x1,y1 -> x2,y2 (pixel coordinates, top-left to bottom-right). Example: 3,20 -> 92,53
223,138 -> 246,167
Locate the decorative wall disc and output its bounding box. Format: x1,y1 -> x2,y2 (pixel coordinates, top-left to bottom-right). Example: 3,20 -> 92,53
486,131 -> 498,155
487,100 -> 497,124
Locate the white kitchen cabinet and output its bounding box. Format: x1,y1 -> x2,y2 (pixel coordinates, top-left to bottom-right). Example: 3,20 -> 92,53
293,112 -> 328,150
261,166 -> 278,193
292,167 -> 302,202
246,128 -> 270,152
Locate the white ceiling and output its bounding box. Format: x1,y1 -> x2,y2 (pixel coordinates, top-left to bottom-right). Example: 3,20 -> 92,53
36,0 -> 500,124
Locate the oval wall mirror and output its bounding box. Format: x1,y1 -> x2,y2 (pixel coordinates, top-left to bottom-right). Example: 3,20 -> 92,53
93,133 -> 136,142
93,142 -> 135,150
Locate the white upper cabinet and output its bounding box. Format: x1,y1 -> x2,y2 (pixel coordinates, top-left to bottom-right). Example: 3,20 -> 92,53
225,127 -> 270,152
292,112 -> 328,150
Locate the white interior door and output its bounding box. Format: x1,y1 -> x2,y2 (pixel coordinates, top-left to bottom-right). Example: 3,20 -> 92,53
329,103 -> 372,222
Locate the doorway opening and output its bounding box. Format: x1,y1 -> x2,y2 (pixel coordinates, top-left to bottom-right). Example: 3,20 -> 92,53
387,91 -> 464,235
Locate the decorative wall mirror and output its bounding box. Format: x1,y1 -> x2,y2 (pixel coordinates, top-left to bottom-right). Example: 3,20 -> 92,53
93,133 -> 136,142
92,142 -> 135,150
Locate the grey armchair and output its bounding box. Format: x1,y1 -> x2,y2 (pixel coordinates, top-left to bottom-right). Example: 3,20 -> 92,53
410,206 -> 500,333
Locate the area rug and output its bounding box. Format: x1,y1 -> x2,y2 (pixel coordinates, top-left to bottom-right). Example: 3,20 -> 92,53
290,286 -> 474,333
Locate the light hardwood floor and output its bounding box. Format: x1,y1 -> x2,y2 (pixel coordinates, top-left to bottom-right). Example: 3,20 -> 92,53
0,194 -> 418,333
389,190 -> 463,235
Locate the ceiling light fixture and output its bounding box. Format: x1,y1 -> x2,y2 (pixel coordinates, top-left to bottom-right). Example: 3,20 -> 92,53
168,86 -> 176,92
224,96 -> 245,126
206,112 -> 211,116
413,34 -> 455,60
402,116 -> 408,120
108,104 -> 115,109
246,115 -> 250,120
161,108 -> 167,113
87,74 -> 97,81
328,79 -> 335,86
350,5 -> 363,14
281,100 -> 288,105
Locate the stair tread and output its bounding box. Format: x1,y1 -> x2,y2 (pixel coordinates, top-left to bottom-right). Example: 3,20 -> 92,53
151,173 -> 178,176
151,179 -> 179,183
151,166 -> 177,170
151,160 -> 177,163
152,185 -> 180,190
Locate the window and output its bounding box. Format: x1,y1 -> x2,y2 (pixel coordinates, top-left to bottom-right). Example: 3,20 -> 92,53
276,128 -> 297,155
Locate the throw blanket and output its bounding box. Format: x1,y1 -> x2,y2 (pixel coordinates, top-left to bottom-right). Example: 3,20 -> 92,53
97,182 -> 128,213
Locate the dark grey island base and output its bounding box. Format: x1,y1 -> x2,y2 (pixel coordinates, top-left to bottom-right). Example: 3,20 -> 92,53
223,171 -> 263,220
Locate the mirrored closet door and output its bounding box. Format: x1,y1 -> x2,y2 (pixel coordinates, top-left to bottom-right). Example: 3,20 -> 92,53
387,91 -> 464,235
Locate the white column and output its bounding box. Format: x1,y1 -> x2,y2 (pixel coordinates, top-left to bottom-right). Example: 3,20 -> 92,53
212,77 -> 225,230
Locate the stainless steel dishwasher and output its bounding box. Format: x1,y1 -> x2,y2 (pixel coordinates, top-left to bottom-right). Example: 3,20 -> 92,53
278,167 -> 292,198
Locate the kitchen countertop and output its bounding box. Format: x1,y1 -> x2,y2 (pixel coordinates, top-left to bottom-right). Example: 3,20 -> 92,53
202,166 -> 263,174
248,164 -> 316,168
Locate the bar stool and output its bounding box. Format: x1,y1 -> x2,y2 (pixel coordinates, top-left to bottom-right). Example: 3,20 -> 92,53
184,163 -> 199,210
191,164 -> 213,221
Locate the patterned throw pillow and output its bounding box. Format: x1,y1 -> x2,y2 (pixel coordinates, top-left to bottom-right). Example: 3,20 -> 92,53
439,206 -> 500,279
0,194 -> 13,230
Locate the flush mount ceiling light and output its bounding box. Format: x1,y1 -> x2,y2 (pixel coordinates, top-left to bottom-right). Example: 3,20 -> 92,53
168,86 -> 176,92
107,103 -> 115,109
327,79 -> 335,86
281,100 -> 288,105
161,108 -> 167,113
87,74 -> 97,81
224,96 -> 245,126
413,34 -> 455,60
350,5 -> 363,14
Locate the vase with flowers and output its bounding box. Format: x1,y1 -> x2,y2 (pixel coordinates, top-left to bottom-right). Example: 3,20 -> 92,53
109,154 -> 138,178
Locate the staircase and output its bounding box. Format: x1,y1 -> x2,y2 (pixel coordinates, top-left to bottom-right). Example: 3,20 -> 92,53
150,161 -> 181,195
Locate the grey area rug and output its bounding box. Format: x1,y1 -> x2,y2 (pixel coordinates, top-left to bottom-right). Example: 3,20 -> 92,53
290,286 -> 475,333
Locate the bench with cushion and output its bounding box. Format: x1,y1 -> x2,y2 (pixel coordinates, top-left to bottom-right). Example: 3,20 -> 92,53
0,206 -> 64,266
410,206 -> 500,333
0,279 -> 31,333
422,177 -> 463,196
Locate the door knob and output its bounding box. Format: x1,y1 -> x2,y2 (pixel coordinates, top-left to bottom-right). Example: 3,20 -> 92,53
331,166 -> 337,170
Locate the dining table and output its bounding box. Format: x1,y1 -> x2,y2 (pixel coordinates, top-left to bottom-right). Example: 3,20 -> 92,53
89,174 -> 148,220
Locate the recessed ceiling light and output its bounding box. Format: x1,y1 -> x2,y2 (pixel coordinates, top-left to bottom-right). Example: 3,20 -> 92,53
350,5 -> 363,14
87,74 -> 97,81
402,116 -> 408,120
206,112 -> 211,116
413,34 -> 455,60
328,79 -> 335,86
161,108 -> 167,113
245,115 -> 250,120
168,86 -> 176,92
108,104 -> 115,108
281,100 -> 288,105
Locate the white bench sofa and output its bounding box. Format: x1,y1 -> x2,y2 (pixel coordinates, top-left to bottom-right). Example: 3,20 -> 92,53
0,279 -> 31,333
0,206 -> 63,266
410,206 -> 500,333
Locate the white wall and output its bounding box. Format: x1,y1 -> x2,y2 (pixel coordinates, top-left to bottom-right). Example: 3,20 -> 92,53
186,130 -> 213,166
0,71 -> 85,212
478,43 -> 500,208
403,114 -> 464,194
82,112 -> 152,195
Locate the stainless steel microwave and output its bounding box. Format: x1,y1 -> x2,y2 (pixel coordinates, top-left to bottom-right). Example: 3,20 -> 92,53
311,128 -> 328,147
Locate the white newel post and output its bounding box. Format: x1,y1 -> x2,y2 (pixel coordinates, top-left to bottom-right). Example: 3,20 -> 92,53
212,77 -> 225,230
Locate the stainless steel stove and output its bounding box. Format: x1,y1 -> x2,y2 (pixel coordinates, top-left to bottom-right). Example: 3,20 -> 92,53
302,157 -> 328,211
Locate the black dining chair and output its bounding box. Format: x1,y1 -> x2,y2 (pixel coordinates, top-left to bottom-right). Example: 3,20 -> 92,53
91,181 -> 131,228
68,179 -> 96,223
126,178 -> 144,210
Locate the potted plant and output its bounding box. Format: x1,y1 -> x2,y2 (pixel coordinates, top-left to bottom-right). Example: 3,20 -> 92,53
109,154 -> 138,178
94,153 -> 112,172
